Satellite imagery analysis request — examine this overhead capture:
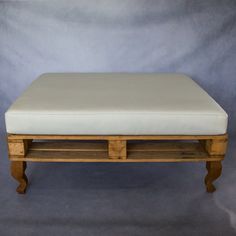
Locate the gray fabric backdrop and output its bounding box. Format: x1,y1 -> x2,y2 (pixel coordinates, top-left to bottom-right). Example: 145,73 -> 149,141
1,1 -> 236,235
0,0 -> 236,136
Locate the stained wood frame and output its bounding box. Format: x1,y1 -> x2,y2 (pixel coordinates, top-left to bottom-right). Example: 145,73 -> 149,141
7,133 -> 228,194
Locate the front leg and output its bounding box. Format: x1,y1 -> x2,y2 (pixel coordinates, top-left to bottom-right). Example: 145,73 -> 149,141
11,161 -> 28,194
204,161 -> 222,193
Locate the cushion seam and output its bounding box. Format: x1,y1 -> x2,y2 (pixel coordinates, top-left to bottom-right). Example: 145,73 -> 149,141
6,112 -> 227,117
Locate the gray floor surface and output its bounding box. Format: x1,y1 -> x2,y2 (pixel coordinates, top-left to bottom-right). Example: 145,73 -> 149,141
0,133 -> 236,236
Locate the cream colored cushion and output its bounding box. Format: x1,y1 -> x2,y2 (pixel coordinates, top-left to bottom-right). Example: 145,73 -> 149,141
5,73 -> 228,135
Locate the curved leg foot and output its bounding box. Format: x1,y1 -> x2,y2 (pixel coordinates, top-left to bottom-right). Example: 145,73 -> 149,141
11,161 -> 28,194
205,161 -> 222,193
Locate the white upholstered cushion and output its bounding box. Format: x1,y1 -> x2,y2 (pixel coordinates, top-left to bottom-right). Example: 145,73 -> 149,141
5,73 -> 228,135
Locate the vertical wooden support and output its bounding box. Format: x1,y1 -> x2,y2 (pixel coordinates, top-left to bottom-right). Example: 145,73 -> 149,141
8,139 -> 32,156
202,137 -> 228,155
108,140 -> 127,159
201,136 -> 228,193
11,161 -> 28,194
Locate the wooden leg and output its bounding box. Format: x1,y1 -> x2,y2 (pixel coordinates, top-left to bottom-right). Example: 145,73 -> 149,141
11,161 -> 28,194
205,161 -> 222,193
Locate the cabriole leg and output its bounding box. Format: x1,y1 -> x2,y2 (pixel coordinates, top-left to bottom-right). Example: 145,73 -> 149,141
11,161 -> 28,194
205,161 -> 222,193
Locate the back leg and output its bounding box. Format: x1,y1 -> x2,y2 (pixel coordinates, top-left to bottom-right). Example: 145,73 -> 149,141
205,161 -> 222,193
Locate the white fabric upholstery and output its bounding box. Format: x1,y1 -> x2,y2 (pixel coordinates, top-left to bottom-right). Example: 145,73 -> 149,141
5,73 -> 228,135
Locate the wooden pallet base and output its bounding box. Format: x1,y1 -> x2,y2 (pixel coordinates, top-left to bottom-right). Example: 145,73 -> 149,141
7,134 -> 228,194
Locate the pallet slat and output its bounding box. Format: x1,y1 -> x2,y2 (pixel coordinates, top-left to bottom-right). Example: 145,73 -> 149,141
9,151 -> 223,162
30,141 -> 203,152
8,134 -> 228,140
128,142 -> 203,152
30,141 -> 107,152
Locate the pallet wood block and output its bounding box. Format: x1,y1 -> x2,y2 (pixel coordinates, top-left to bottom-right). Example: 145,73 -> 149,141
201,137 -> 228,155
8,139 -> 32,156
108,140 -> 127,159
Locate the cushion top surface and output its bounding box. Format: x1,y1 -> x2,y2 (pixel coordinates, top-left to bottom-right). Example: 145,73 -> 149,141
5,73 -> 228,135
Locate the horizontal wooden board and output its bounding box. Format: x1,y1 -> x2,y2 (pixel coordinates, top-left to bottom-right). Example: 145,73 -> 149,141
30,141 -> 204,152
128,150 -> 212,160
9,147 -> 224,163
128,142 -> 203,152
9,155 -> 223,162
8,134 -> 228,141
30,141 -> 107,152
29,141 -> 204,152
28,150 -> 108,159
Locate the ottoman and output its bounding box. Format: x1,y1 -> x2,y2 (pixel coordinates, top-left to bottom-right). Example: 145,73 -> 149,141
5,73 -> 228,193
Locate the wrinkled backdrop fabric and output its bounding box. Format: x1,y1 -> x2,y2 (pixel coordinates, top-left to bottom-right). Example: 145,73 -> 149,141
0,1 -> 236,235
0,0 -> 235,136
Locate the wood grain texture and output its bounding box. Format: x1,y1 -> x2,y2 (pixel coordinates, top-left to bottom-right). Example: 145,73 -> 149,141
8,139 -> 32,156
8,134 -> 228,141
9,152 -> 223,162
8,142 -> 25,156
203,137 -> 228,155
11,161 -> 28,194
128,141 -> 202,152
7,134 -> 228,193
8,141 -> 224,162
108,140 -> 127,159
205,161 -> 222,193
30,141 -> 107,152
7,135 -> 227,163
